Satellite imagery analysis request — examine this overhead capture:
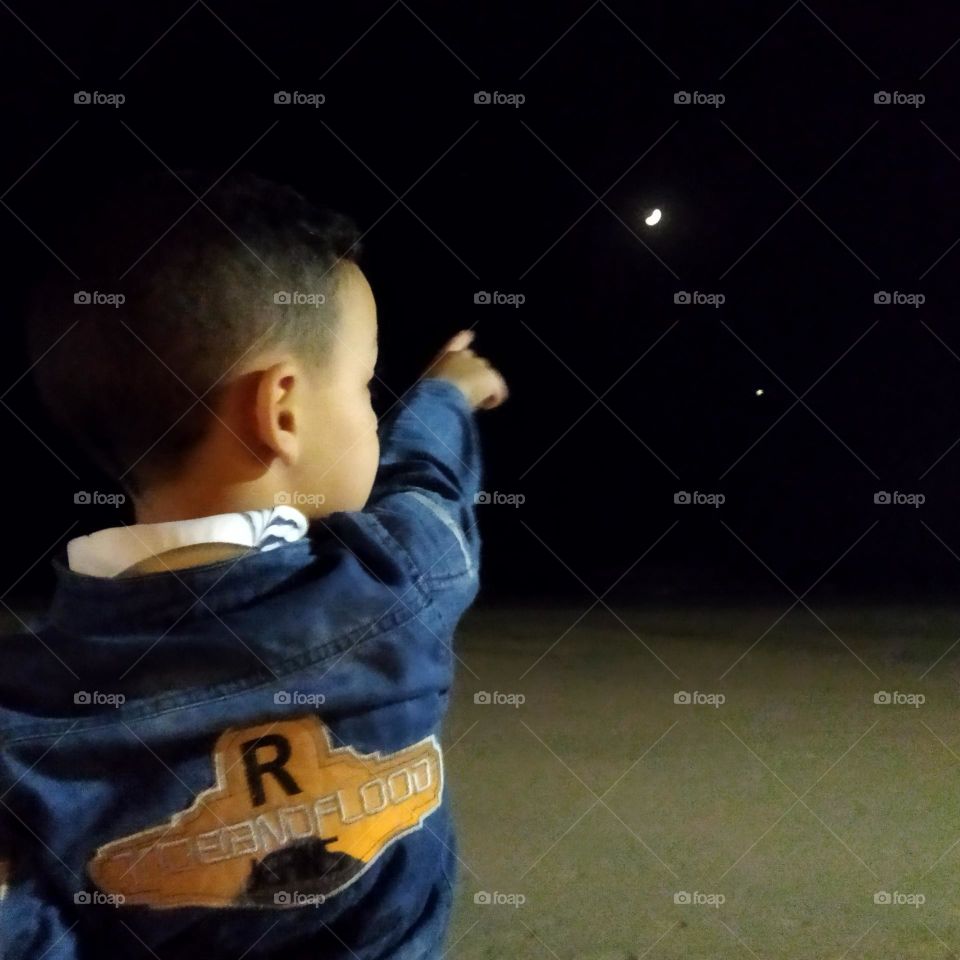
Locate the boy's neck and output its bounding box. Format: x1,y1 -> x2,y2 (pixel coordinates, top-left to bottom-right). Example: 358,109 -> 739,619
117,542 -> 255,577
133,483 -> 276,526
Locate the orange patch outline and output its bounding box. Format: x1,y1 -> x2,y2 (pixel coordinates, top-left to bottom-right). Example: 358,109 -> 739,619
87,715 -> 444,909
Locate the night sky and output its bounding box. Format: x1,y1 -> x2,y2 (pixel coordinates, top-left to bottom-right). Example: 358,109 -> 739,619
2,1 -> 960,602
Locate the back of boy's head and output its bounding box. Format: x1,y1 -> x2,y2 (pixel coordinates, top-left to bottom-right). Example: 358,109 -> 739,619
27,171 -> 362,497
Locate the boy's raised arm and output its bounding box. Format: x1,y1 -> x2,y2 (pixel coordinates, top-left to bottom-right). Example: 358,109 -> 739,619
342,330 -> 508,607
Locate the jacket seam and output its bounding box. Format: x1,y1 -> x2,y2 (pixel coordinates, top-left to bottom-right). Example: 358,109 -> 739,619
0,591 -> 438,745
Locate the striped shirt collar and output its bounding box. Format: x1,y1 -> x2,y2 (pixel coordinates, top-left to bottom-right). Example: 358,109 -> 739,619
66,505 -> 310,578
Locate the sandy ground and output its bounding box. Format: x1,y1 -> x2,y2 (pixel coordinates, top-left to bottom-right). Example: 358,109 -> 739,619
442,603 -> 960,959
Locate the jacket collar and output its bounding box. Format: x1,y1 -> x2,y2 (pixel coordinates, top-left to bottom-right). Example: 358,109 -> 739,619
47,532 -> 318,635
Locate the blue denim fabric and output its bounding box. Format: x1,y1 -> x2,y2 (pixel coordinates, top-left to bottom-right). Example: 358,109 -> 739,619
0,377 -> 481,960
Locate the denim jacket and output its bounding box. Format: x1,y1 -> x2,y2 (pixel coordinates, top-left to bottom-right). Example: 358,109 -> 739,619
0,377 -> 482,960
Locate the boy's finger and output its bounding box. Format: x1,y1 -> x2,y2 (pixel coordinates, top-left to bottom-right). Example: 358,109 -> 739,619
423,329 -> 476,376
444,329 -> 475,353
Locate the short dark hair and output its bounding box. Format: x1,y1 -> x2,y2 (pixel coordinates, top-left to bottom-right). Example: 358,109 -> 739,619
27,171 -> 362,496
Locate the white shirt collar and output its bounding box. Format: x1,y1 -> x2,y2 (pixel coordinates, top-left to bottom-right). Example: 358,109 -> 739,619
66,505 -> 310,578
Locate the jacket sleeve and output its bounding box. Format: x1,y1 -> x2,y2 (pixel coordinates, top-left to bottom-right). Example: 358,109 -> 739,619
356,377 -> 483,611
0,836 -> 9,904
0,803 -> 77,960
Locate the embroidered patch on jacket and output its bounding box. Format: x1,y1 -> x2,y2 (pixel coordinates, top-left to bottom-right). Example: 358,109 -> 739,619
87,716 -> 443,909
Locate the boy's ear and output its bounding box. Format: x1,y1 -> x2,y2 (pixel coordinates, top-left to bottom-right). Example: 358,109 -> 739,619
254,361 -> 301,466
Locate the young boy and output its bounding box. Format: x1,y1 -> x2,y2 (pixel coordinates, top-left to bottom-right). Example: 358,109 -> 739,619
0,172 -> 507,959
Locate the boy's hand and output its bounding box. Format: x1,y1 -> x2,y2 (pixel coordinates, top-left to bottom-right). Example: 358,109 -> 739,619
421,329 -> 509,411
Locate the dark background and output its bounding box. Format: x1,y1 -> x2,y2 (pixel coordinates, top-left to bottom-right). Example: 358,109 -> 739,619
1,1 -> 960,604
